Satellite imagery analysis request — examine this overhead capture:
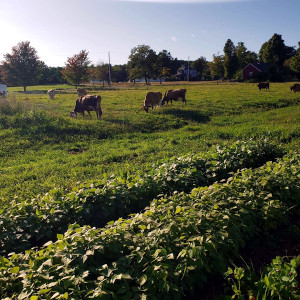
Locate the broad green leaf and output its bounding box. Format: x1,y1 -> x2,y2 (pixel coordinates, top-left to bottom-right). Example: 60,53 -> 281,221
10,266 -> 19,274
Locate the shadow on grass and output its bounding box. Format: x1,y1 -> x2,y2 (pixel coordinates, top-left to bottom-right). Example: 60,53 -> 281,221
162,108 -> 210,124
104,118 -> 131,126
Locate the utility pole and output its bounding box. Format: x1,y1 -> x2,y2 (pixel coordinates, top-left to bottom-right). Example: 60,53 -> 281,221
187,56 -> 190,82
108,52 -> 112,88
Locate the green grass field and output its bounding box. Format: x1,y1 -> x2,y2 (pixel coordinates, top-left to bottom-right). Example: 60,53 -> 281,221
0,81 -> 299,201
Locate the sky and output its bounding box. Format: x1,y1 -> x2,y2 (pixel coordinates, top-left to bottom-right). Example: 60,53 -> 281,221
1,0 -> 299,67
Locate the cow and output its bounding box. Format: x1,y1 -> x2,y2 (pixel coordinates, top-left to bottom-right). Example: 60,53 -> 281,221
77,88 -> 87,97
162,89 -> 187,106
142,92 -> 162,113
257,82 -> 270,91
0,91 -> 6,98
47,89 -> 55,100
73,95 -> 102,119
290,83 -> 300,93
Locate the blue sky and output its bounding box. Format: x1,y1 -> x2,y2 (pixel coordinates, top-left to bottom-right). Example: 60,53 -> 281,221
1,0 -> 299,67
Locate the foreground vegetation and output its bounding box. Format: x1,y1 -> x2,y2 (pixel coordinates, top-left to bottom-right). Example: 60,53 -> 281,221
0,82 -> 299,299
0,152 -> 299,299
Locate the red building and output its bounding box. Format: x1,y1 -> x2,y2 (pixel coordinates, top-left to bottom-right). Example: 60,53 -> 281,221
242,62 -> 270,80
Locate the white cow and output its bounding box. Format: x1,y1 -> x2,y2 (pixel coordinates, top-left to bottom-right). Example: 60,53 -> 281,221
47,89 -> 55,100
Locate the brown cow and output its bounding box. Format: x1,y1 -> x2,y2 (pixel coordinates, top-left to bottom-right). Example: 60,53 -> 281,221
47,89 -> 55,100
142,92 -> 162,113
77,88 -> 88,97
73,95 -> 102,119
162,89 -> 187,105
257,82 -> 269,91
290,83 -> 300,93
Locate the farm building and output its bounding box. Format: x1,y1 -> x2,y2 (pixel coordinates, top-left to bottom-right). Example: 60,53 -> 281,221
242,62 -> 270,80
175,64 -> 197,80
0,83 -> 7,96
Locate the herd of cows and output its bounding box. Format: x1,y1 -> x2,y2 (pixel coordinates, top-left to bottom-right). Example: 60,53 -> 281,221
45,82 -> 300,119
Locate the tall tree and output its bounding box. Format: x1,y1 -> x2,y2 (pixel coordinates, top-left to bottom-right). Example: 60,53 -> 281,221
111,64 -> 128,82
223,39 -> 238,79
62,50 -> 90,88
235,42 -> 258,69
290,42 -> 300,74
259,34 -> 294,67
1,41 -> 42,91
39,63 -> 66,85
94,62 -> 109,87
156,50 -> 174,82
209,54 -> 224,79
128,45 -> 158,84
192,56 -> 208,80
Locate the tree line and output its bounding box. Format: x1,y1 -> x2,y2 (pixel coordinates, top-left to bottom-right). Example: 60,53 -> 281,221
0,33 -> 299,91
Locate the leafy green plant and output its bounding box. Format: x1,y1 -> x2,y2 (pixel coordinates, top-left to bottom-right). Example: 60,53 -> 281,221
0,140 -> 284,255
0,152 -> 299,299
225,256 -> 300,299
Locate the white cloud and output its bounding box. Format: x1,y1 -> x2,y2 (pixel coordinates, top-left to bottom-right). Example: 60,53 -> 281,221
170,36 -> 177,42
191,33 -> 196,37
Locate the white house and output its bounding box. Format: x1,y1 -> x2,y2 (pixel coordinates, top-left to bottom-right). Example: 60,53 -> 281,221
175,64 -> 197,80
0,83 -> 7,96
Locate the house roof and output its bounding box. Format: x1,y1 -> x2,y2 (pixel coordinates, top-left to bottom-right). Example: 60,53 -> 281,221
243,62 -> 270,73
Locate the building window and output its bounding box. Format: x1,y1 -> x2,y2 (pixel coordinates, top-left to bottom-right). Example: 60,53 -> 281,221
249,72 -> 253,78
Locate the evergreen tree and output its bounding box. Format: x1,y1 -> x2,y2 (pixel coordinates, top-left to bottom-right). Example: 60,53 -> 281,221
223,39 -> 238,79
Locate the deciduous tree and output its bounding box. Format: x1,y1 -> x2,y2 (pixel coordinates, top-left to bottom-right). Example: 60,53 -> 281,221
94,62 -> 109,87
209,54 -> 224,79
192,56 -> 208,80
259,34 -> 295,67
62,50 -> 90,88
128,45 -> 158,84
1,41 -> 42,91
290,42 -> 300,74
235,42 -> 258,69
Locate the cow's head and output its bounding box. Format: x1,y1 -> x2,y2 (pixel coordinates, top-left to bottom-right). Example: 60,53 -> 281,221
290,86 -> 293,91
142,105 -> 149,113
70,111 -> 77,118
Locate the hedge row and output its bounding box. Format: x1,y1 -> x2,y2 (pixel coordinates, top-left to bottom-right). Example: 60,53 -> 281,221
0,140 -> 284,255
0,153 -> 299,299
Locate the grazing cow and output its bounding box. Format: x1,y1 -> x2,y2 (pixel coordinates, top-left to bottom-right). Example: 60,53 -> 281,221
77,88 -> 87,97
162,89 -> 187,106
290,83 -> 300,93
73,95 -> 102,119
47,89 -> 55,100
257,82 -> 270,91
70,111 -> 77,118
142,92 -> 162,113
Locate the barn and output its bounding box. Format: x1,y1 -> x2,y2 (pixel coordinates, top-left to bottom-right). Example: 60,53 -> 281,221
242,62 -> 270,80
0,83 -> 7,96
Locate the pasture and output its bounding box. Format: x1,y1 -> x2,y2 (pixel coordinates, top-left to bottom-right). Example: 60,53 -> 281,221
0,82 -> 299,299
1,82 -> 299,201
